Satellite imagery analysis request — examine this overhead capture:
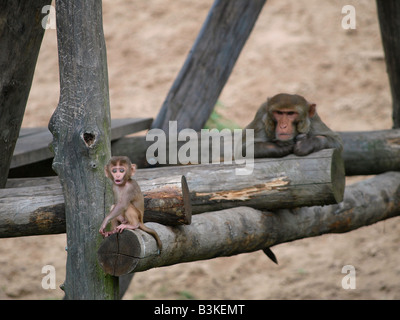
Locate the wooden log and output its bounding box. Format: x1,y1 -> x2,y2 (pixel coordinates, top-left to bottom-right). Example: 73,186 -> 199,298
1,148 -> 342,238
97,172 -> 400,276
339,129 -> 400,175
0,0 -> 52,188
12,127 -> 400,177
0,183 -> 65,238
0,175 -> 190,238
10,118 -> 153,169
138,175 -> 191,225
377,1 -> 400,128
152,0 -> 266,132
111,129 -> 400,176
136,148 -> 345,212
49,0 -> 117,299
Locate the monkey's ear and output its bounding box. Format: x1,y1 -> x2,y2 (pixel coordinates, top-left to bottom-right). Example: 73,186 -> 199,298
308,103 -> 316,118
130,164 -> 137,175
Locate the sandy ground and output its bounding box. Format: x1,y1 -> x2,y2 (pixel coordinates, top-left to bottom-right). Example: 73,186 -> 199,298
1,0 -> 399,299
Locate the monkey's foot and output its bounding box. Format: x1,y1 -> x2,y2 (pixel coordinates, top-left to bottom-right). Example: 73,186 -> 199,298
116,223 -> 139,233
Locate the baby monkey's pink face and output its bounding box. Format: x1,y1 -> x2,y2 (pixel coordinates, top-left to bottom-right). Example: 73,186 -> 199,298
110,165 -> 128,185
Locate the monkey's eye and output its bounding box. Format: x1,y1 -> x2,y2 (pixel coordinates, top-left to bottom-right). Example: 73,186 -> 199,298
287,112 -> 296,116
119,169 -> 125,173
112,169 -> 117,173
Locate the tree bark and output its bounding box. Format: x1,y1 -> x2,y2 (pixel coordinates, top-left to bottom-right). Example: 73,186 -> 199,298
151,0 -> 266,132
377,0 -> 400,128
49,0 -> 117,299
0,0 -> 52,188
339,129 -> 400,175
98,172 -> 400,276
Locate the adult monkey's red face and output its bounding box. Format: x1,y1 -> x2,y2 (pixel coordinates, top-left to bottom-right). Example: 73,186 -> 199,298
267,93 -> 316,142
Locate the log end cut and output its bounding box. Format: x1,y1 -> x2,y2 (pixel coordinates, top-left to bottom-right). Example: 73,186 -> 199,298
97,232 -> 142,276
142,175 -> 192,225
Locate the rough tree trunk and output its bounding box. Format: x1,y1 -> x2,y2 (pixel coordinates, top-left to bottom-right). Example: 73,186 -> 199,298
377,0 -> 400,128
98,172 -> 400,276
0,0 -> 52,188
49,0 -> 118,299
151,0 -> 266,132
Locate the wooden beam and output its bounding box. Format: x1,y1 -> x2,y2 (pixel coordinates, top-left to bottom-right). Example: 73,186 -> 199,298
377,0 -> 400,128
0,175 -> 191,238
152,0 -> 267,132
9,128 -> 400,178
97,172 -> 400,276
136,148 -> 344,212
50,0 -> 117,299
1,149 -> 343,238
111,129 -> 400,176
340,129 -> 400,175
11,118 -> 152,169
0,0 -> 52,188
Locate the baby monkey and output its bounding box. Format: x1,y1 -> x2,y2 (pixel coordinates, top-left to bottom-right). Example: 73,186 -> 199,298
99,156 -> 162,253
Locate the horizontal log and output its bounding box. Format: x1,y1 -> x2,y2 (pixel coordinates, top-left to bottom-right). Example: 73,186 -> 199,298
140,175 -> 191,225
0,175 -> 190,238
97,172 -> 400,276
338,129 -> 400,175
0,183 -> 66,238
1,149 -> 343,237
110,129 -> 400,176
9,129 -> 400,178
136,148 -> 345,212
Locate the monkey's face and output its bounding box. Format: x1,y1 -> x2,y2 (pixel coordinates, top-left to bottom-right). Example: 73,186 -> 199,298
272,108 -> 299,141
110,165 -> 129,186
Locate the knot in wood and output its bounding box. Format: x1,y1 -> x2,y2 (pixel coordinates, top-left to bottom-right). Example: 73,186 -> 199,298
83,132 -> 96,147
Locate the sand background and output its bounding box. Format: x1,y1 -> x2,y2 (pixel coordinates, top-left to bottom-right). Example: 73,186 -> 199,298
0,0 -> 399,299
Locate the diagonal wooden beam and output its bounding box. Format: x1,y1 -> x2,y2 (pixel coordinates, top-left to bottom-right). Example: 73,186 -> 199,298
152,0 -> 267,132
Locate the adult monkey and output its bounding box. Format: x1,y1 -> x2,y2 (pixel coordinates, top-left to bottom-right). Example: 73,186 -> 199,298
99,156 -> 162,253
243,93 -> 342,158
241,93 -> 342,264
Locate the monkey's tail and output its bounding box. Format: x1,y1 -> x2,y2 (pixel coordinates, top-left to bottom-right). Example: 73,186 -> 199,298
139,223 -> 162,254
263,247 -> 278,264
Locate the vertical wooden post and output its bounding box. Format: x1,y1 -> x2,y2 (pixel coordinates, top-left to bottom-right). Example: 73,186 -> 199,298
49,0 -> 118,299
0,0 -> 52,188
152,0 -> 266,132
377,0 -> 400,128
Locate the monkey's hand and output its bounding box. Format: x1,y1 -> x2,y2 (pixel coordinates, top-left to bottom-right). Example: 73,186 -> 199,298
254,141 -> 293,158
99,227 -> 107,237
294,134 -> 326,156
99,220 -> 109,237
